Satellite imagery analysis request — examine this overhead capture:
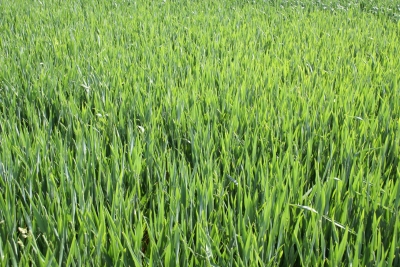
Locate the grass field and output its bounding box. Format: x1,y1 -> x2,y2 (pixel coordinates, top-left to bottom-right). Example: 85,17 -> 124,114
0,0 -> 399,266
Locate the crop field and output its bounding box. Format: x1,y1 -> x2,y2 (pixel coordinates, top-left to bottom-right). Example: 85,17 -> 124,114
0,0 -> 399,266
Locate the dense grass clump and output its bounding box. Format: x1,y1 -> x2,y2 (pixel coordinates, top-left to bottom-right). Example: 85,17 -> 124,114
0,0 -> 399,266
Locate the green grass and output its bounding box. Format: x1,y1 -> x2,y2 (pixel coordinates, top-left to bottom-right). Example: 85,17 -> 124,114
0,0 -> 399,266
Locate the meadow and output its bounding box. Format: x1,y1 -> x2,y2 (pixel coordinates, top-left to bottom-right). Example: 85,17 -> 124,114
0,0 -> 399,266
